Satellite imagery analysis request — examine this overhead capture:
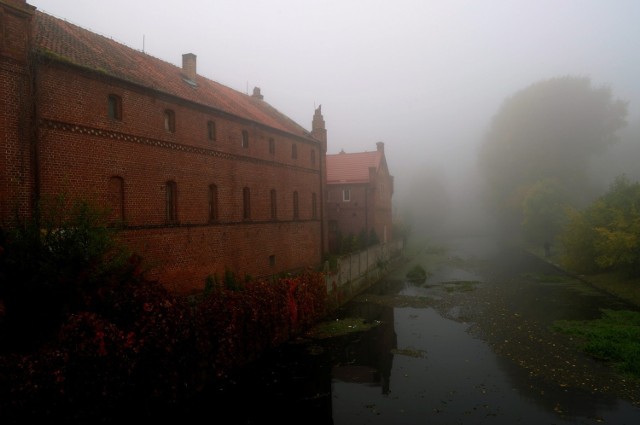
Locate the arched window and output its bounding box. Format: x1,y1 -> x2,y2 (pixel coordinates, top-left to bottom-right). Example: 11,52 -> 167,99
312,192 -> 317,219
208,184 -> 218,222
107,176 -> 124,223
243,187 -> 251,219
166,180 -> 177,223
242,130 -> 249,148
164,109 -> 176,132
270,189 -> 277,219
293,191 -> 299,220
268,138 -> 275,155
207,120 -> 216,141
310,149 -> 316,165
108,94 -> 122,121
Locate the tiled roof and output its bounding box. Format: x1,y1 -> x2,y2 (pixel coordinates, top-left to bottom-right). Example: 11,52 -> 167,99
326,150 -> 382,184
32,11 -> 313,139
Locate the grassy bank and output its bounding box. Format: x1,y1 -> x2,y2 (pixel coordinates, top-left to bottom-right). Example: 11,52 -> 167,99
525,244 -> 640,382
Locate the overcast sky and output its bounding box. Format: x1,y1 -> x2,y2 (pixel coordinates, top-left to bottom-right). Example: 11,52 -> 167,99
29,0 -> 640,209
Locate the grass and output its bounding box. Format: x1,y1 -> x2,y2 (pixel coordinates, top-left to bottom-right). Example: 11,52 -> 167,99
586,272 -> 640,307
305,317 -> 381,339
521,272 -> 577,283
553,309 -> 640,379
442,280 -> 480,292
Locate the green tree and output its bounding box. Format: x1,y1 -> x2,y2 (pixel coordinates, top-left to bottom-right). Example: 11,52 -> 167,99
478,76 -> 628,238
521,179 -> 569,250
0,195 -> 132,346
560,175 -> 640,276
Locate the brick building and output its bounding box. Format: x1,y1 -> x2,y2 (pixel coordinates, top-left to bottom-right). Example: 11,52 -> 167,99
326,142 -> 394,253
0,0 -> 328,294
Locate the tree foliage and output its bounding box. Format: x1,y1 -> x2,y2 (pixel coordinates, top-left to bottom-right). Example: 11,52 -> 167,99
0,196 -> 329,421
0,195 -> 132,346
521,179 -> 569,247
560,175 -> 640,276
478,76 -> 628,239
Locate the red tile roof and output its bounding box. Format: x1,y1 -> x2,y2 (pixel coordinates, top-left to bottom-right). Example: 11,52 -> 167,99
32,11 -> 313,139
326,150 -> 383,184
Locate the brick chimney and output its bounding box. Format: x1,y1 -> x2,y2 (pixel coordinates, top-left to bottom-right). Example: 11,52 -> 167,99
376,141 -> 384,153
252,87 -> 264,100
182,53 -> 197,82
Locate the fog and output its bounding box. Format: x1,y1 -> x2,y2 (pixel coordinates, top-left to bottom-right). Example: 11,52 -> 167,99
30,0 -> 640,238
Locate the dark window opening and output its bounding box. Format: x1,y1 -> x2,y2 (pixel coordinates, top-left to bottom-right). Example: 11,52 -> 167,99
270,189 -> 277,219
312,192 -> 317,219
269,138 -> 275,155
108,176 -> 125,224
166,180 -> 177,223
242,130 -> 249,148
108,94 -> 122,121
291,143 -> 297,159
293,191 -> 299,219
164,109 -> 176,132
207,121 -> 216,141
208,184 -> 218,222
243,187 -> 251,219
311,149 -> 316,165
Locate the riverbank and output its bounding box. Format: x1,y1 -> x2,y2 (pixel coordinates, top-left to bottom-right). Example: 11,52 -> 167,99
525,244 -> 640,308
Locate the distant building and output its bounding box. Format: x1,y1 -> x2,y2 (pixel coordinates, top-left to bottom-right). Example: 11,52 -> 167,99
0,0 -> 328,294
326,142 -> 394,253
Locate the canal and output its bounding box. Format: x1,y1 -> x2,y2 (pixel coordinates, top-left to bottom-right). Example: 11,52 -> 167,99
189,235 -> 640,424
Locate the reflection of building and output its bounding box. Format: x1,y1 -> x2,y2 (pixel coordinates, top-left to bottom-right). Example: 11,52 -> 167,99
326,142 -> 394,253
0,1 -> 328,294
331,289 -> 399,394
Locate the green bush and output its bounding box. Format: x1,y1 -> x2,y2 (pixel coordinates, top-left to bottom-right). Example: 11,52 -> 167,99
406,264 -> 429,283
0,196 -> 131,347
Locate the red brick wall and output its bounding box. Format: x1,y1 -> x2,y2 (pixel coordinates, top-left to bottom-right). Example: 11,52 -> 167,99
0,0 -> 34,225
326,171 -> 393,252
29,60 -> 324,294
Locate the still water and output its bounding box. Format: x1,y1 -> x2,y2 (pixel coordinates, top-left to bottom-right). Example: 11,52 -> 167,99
197,236 -> 640,424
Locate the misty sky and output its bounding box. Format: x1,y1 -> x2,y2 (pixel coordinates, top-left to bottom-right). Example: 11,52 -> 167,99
29,0 -> 640,210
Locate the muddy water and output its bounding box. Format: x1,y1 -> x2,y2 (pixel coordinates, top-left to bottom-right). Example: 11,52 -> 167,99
199,235 -> 640,424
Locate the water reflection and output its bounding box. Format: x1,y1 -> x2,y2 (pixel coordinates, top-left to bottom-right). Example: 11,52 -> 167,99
196,236 -> 640,425
331,305 -> 639,424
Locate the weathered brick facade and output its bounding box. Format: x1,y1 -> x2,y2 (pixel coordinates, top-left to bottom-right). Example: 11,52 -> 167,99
0,1 -> 329,294
326,142 -> 394,253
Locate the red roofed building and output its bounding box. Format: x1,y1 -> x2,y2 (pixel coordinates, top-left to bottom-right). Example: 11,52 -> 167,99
326,142 -> 394,253
0,1 -> 328,294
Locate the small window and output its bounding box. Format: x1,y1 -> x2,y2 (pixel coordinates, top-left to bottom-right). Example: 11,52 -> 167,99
243,187 -> 251,219
343,188 -> 351,202
208,184 -> 218,222
108,94 -> 122,121
310,149 -> 316,165
270,189 -> 277,219
164,109 -> 176,132
242,130 -> 249,148
293,191 -> 299,219
291,143 -> 297,159
312,192 -> 317,219
269,254 -> 276,267
207,121 -> 216,141
108,176 -> 125,223
166,180 -> 177,223
268,138 -> 275,155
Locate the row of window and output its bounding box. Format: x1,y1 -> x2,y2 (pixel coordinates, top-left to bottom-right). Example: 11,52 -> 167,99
107,94 -> 316,164
108,176 -> 318,224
